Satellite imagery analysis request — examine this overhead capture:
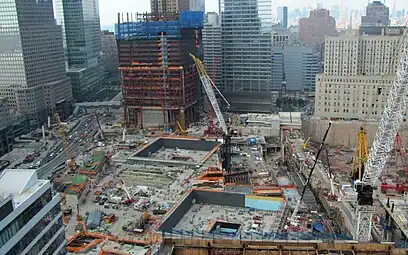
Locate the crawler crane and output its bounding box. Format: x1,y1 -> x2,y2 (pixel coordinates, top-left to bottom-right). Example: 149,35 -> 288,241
354,29 -> 408,241
289,121 -> 332,224
190,53 -> 232,171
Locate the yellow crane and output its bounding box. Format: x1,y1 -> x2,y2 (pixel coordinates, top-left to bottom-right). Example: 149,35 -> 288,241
302,136 -> 311,150
176,121 -> 186,135
351,127 -> 368,181
55,113 -> 76,171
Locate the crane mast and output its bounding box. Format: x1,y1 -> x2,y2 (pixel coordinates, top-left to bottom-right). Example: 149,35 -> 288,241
356,31 -> 408,241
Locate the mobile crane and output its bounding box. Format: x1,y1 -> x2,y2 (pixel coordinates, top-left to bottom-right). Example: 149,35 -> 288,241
354,29 -> 408,241
189,53 -> 232,172
289,121 -> 332,224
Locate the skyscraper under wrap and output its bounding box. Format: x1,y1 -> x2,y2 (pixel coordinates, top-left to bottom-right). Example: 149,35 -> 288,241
221,0 -> 273,112
0,0 -> 73,125
53,0 -> 103,102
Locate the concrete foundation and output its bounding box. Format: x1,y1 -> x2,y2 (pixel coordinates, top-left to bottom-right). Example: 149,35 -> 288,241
302,118 -> 408,147
128,137 -> 220,166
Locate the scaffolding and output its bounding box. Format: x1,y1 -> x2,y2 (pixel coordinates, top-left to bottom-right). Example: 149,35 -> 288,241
117,11 -> 204,129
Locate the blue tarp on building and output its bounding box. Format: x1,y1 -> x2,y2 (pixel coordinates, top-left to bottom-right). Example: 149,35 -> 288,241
115,11 -> 204,39
312,222 -> 323,233
86,211 -> 102,230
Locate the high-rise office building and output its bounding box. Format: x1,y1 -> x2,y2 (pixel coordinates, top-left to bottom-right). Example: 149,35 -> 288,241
277,6 -> 288,28
151,0 -> 205,14
361,1 -> 390,27
272,45 -> 321,92
221,0 -> 273,112
0,0 -> 73,125
299,9 -> 337,46
101,30 -> 119,77
203,12 -> 222,88
314,28 -> 405,120
151,0 -> 178,13
189,0 -> 205,12
0,169 -> 66,255
54,0 -> 103,102
331,5 -> 341,20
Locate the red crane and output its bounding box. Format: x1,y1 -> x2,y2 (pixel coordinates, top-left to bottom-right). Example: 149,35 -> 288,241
380,131 -> 408,193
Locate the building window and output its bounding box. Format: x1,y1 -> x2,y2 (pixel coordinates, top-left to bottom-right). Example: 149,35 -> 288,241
0,189 -> 52,248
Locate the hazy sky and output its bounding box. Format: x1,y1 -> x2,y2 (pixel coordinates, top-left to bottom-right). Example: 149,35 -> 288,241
99,0 -> 408,27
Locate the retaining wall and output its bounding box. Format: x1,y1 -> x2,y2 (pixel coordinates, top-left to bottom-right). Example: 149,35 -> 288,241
302,119 -> 408,147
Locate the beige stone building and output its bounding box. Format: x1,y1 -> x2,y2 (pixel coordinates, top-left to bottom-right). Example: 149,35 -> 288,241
314,29 -> 405,120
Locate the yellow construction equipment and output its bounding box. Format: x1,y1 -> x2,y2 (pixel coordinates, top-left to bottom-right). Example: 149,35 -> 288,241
302,136 -> 311,150
176,120 -> 186,135
351,127 -> 368,181
55,113 -> 76,171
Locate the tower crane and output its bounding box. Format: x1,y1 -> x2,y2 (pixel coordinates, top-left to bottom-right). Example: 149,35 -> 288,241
55,113 -> 76,171
354,30 -> 408,241
189,53 -> 232,171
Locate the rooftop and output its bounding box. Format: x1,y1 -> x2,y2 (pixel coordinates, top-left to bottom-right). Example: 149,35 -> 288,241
0,169 -> 48,208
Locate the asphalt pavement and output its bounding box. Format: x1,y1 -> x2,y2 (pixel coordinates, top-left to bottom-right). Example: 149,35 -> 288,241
37,115 -> 100,179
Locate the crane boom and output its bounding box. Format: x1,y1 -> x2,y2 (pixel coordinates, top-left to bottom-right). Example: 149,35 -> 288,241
355,31 -> 408,241
290,122 -> 332,222
190,53 -> 228,134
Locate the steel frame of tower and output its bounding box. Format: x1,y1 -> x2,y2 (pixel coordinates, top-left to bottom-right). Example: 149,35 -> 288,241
116,12 -> 203,129
356,31 -> 408,241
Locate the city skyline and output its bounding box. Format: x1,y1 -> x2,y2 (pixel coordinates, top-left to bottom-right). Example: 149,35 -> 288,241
99,0 -> 408,27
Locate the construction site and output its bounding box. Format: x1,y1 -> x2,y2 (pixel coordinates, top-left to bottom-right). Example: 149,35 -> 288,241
1,9 -> 408,255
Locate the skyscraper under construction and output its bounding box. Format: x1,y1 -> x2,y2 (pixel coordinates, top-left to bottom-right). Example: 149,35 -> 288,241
116,11 -> 204,129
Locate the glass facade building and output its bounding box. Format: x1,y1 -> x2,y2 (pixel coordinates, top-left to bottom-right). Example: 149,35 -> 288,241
0,0 -> 73,125
221,0 -> 272,93
0,170 -> 66,255
53,0 -> 103,102
203,13 -> 222,88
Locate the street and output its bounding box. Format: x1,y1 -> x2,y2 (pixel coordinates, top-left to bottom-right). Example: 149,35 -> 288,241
37,114 -> 100,179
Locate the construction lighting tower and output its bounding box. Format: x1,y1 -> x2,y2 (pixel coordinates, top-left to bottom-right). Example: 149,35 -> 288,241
190,53 -> 232,171
354,30 -> 408,241
351,127 -> 369,182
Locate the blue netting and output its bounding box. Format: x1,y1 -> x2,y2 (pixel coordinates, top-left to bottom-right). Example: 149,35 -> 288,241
179,11 -> 204,28
115,11 -> 203,39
